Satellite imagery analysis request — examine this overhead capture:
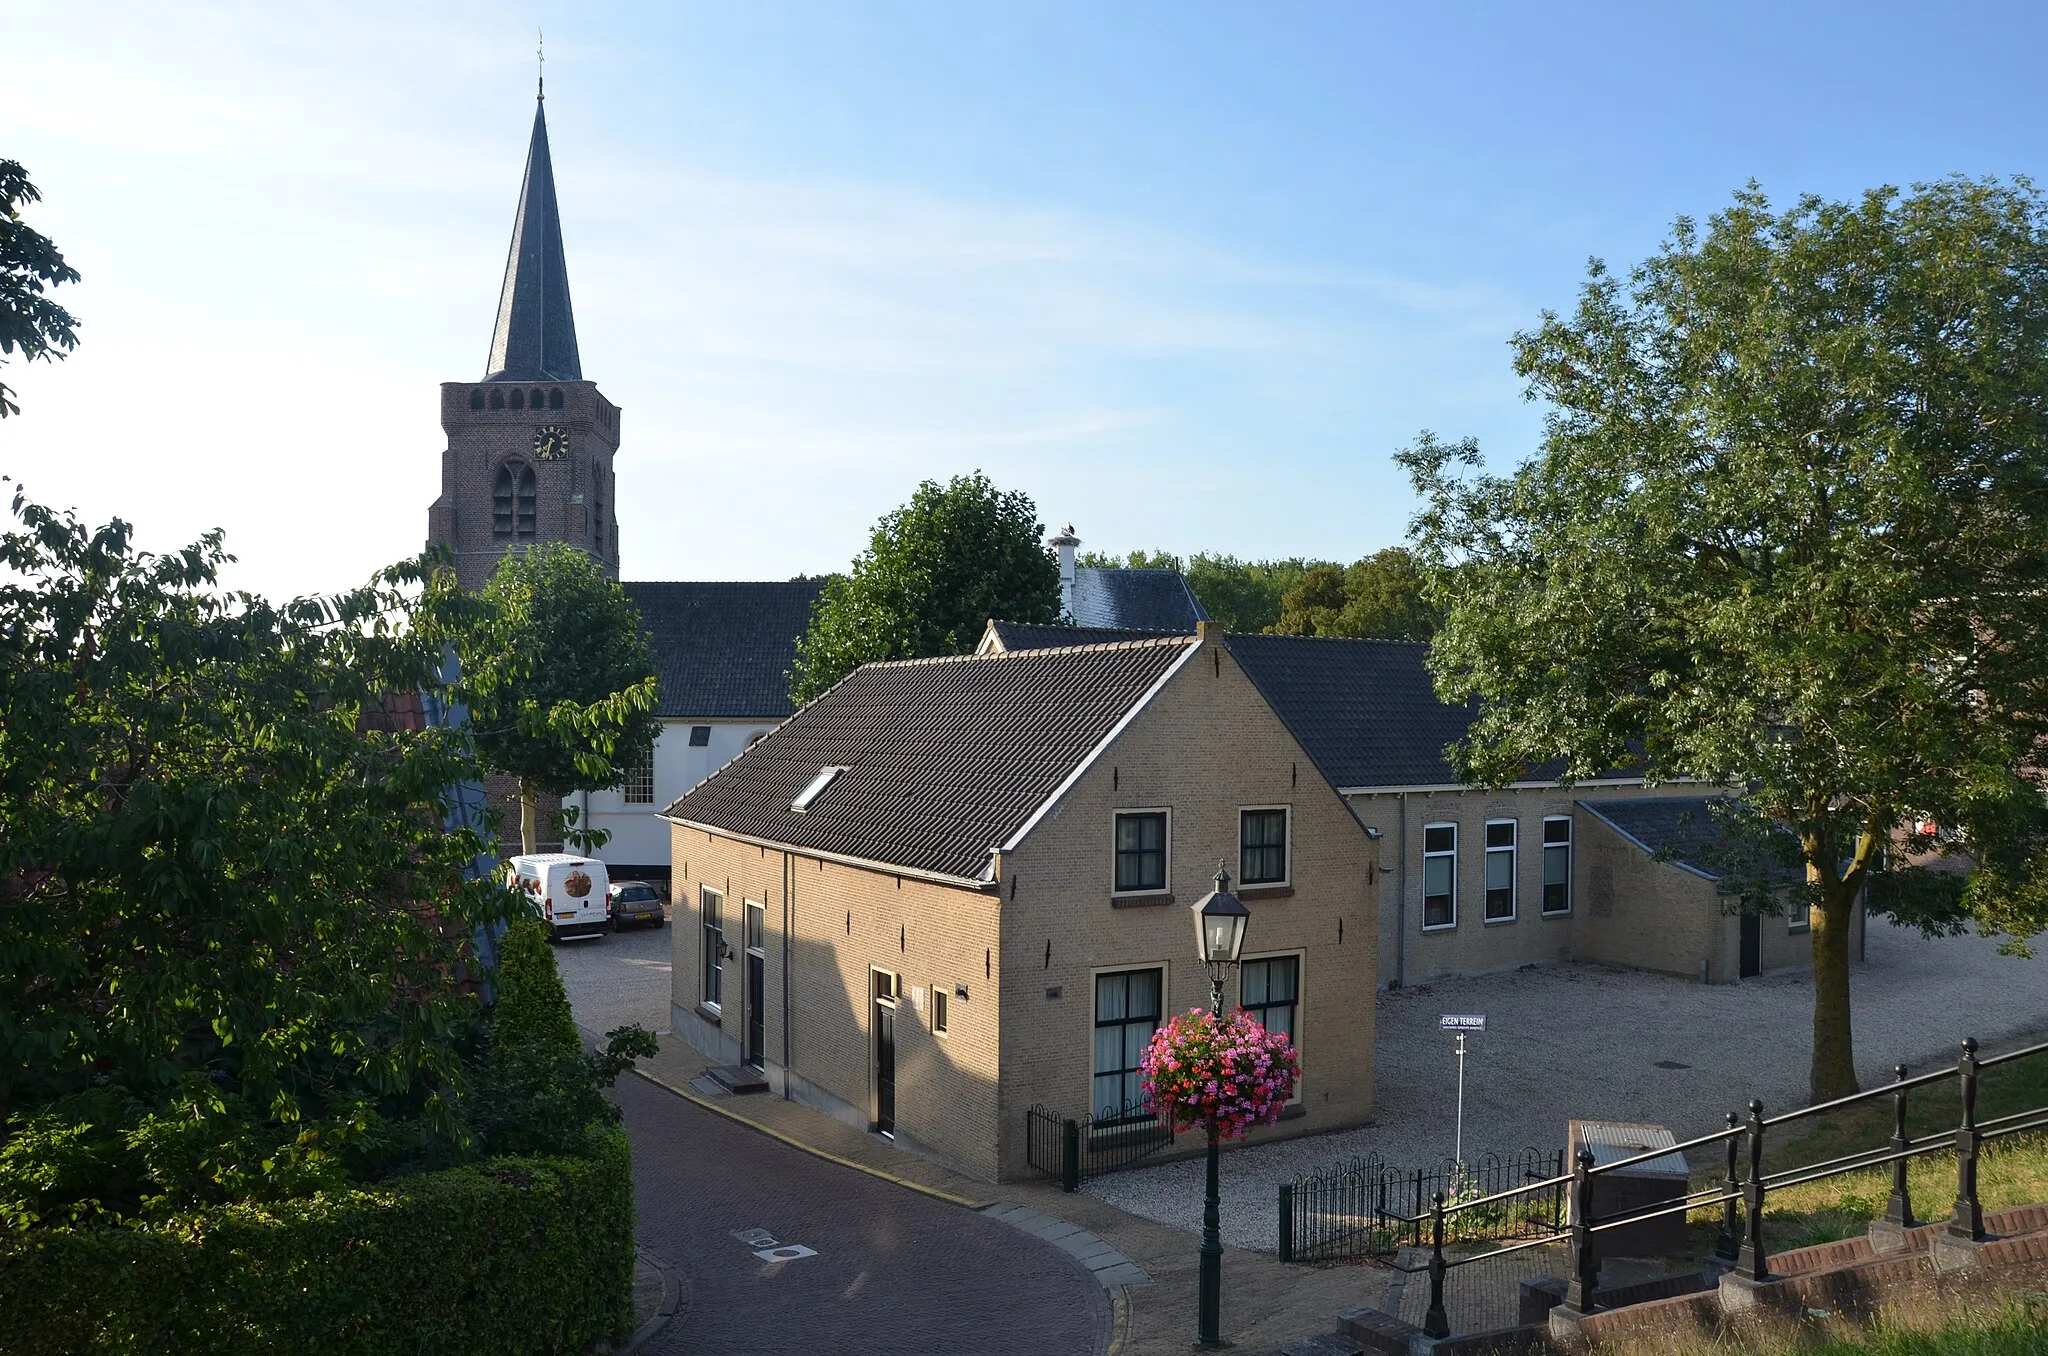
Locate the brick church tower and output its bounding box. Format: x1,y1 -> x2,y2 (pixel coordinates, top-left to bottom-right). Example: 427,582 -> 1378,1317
427,85 -> 621,590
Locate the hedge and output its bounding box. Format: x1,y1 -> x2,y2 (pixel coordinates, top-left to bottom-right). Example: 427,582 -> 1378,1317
0,920 -> 636,1356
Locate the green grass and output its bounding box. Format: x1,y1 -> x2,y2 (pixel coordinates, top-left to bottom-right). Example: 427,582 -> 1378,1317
1683,1042 -> 2048,1257
1601,1294 -> 2048,1356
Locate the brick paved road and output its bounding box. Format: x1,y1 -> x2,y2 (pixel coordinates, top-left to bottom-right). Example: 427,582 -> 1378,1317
618,1074 -> 1111,1356
555,921 -> 671,1035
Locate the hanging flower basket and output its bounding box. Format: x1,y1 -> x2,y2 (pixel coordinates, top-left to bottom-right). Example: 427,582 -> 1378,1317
1140,1007 -> 1300,1142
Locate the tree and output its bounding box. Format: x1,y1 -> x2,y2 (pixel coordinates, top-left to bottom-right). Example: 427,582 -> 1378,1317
0,161 -> 80,418
789,472 -> 1060,704
0,485 -> 507,1215
1402,179 -> 2048,1102
1272,548 -> 1438,640
455,544 -> 661,856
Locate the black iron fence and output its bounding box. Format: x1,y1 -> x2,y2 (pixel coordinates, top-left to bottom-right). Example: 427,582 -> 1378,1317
1277,1148 -> 1564,1263
1370,1035 -> 2048,1341
1026,1102 -> 1181,1189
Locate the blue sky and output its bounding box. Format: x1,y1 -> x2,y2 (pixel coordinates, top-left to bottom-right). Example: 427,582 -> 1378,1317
6,1 -> 2046,599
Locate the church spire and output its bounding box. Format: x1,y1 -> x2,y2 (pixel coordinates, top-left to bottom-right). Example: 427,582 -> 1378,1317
484,92 -> 581,382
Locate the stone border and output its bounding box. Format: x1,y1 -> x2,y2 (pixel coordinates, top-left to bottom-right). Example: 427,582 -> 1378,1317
613,1246 -> 681,1355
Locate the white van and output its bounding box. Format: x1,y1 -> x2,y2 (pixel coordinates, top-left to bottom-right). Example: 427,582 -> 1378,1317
506,854 -> 612,940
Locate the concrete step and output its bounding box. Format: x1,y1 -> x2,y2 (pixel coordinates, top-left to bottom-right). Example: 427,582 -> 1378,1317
707,1064 -> 769,1094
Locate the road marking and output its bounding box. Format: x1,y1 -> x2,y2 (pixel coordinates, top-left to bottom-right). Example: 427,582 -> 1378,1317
754,1244 -> 817,1263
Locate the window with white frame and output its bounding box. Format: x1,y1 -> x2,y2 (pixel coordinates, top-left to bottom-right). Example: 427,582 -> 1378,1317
1484,820 -> 1517,921
700,887 -> 724,1010
1542,817 -> 1573,914
1093,968 -> 1163,1122
1240,808 -> 1289,886
621,752 -> 655,805
1113,811 -> 1169,894
1422,823 -> 1457,929
1241,955 -> 1299,1043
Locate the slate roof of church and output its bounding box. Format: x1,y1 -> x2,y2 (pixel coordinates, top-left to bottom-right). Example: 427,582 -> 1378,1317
624,580 -> 827,720
1070,567 -> 1209,630
485,94 -> 581,382
1222,633 -> 1478,790
663,636 -> 1197,881
985,621 -> 1182,651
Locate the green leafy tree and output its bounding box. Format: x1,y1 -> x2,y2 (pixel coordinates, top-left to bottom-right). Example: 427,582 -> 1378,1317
1186,554 -> 1317,633
789,472 -> 1060,704
455,544 -> 661,856
1272,548 -> 1438,640
0,485 -> 509,1220
0,161 -> 80,418
1402,178 -> 2048,1102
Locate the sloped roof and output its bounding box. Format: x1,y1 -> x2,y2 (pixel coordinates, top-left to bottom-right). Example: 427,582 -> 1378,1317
1070,568 -> 1208,631
984,621 -> 1183,652
624,580 -> 826,719
1577,797 -> 1801,885
1223,633 -> 1478,790
664,637 -> 1198,880
485,96 -> 581,382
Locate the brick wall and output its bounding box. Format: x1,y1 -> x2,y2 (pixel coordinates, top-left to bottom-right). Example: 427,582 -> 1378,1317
993,629 -> 1379,1180
427,379 -> 622,591
1348,783 -> 1712,986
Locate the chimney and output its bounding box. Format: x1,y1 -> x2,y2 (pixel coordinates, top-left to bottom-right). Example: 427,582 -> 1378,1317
1047,523 -> 1080,619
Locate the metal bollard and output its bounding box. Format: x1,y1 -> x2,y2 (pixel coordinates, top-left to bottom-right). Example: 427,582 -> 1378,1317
1715,1112 -> 1742,1262
1951,1038 -> 1985,1241
1883,1064 -> 1915,1230
1423,1191 -> 1451,1339
1740,1099 -> 1770,1282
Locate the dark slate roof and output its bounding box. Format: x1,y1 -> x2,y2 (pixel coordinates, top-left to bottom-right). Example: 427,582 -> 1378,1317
664,637 -> 1197,880
1070,568 -> 1209,630
1576,797 -> 1802,885
988,621 -> 1184,651
1223,633 -> 1478,789
624,580 -> 827,719
485,96 -> 581,382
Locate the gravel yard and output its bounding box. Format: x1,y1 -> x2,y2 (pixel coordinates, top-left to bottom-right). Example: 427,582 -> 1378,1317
553,920 -> 673,1036
1084,920 -> 2048,1251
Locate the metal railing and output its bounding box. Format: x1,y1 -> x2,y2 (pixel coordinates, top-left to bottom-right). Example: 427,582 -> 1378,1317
1372,1035 -> 2048,1339
1025,1101 -> 1181,1190
1278,1149 -> 1564,1263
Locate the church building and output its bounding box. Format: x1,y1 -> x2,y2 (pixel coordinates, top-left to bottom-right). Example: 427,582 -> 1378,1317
426,87 -> 621,591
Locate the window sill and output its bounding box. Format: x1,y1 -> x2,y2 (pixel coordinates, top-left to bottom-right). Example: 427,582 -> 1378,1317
695,1003 -> 723,1027
1540,909 -> 1572,919
1111,893 -> 1175,908
1240,884 -> 1294,900
1483,915 -> 1517,926
1420,923 -> 1458,934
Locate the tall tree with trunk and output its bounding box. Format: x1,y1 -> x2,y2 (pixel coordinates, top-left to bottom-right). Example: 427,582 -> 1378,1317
789,472 -> 1060,705
456,544 -> 660,856
1401,178 -> 2048,1102
1271,548 -> 1439,640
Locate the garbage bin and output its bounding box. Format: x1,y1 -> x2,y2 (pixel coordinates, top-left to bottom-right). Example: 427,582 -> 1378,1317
1567,1120 -> 1690,1259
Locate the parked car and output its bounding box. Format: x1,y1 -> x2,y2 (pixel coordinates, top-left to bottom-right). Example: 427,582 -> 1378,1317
507,854 -> 612,940
607,880 -> 667,930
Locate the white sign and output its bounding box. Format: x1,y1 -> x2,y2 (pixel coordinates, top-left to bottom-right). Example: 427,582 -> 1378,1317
1440,1013 -> 1486,1032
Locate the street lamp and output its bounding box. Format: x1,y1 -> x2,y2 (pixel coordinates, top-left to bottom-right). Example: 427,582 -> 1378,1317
1189,864 -> 1249,1349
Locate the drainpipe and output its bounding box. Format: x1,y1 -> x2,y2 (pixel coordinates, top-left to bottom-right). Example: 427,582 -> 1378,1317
1396,793 -> 1409,990
782,850 -> 794,1098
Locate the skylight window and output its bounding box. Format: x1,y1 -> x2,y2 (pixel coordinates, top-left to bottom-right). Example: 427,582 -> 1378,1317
791,766 -> 848,812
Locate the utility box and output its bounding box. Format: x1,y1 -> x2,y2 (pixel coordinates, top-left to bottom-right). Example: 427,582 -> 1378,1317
1568,1120 -> 1690,1259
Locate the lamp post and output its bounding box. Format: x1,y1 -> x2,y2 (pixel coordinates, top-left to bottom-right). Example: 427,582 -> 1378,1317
1191,865 -> 1250,1350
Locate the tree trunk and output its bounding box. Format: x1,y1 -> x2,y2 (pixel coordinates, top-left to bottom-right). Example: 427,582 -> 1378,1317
1809,882 -> 1860,1102
519,779 -> 538,856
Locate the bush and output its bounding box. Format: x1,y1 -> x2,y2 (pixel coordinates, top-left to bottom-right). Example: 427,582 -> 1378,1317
0,918 -> 648,1355
0,1128 -> 633,1356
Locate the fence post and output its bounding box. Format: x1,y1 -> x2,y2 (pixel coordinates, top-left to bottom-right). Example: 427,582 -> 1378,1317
1950,1038 -> 1985,1242
1423,1191 -> 1451,1339
1883,1063 -> 1915,1230
1061,1117 -> 1081,1193
1563,1146 -> 1599,1314
1739,1099 -> 1770,1282
1715,1112 -> 1742,1263
1278,1182 -> 1295,1264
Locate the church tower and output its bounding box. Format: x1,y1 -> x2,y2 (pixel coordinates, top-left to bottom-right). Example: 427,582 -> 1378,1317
428,86 -> 621,590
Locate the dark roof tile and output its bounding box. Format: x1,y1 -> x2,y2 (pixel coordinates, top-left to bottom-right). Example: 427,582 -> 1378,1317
665,637 -> 1197,879
624,580 -> 825,719
1070,568 -> 1208,630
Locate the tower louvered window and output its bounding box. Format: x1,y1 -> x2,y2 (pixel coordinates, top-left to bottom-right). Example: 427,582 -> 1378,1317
493,464 -> 538,539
